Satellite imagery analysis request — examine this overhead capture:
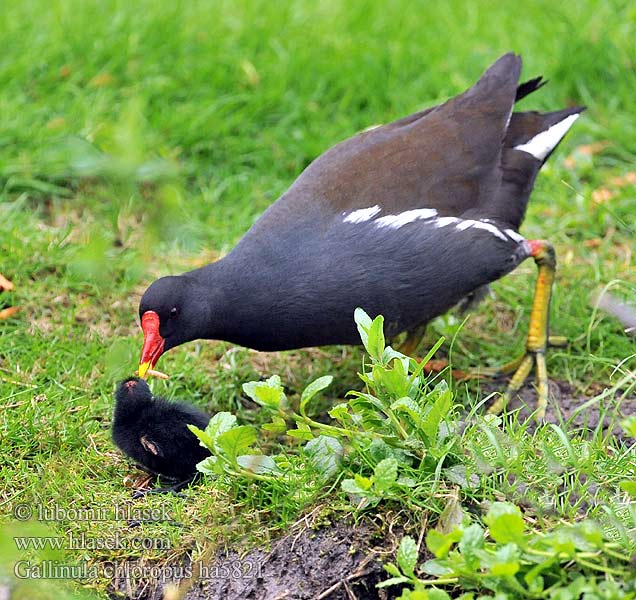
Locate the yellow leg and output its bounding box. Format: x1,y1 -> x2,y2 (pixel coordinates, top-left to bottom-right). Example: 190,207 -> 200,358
488,241 -> 557,419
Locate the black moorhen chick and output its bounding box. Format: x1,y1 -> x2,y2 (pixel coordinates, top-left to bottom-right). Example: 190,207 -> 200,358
112,377 -> 210,493
138,53 -> 584,417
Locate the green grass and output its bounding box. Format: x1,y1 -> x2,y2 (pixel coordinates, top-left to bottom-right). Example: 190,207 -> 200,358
1,0 -> 635,598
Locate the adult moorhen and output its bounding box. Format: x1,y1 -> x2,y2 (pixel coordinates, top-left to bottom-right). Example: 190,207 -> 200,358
138,53 -> 584,417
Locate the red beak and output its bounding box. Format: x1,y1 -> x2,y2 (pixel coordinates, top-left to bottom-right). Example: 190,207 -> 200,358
138,311 -> 165,379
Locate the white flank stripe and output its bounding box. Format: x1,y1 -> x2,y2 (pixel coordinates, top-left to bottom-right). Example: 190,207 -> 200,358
471,222 -> 509,241
375,208 -> 438,229
514,114 -> 580,160
343,205 -> 381,224
343,207 -> 519,244
435,217 -> 460,228
505,229 -> 525,242
455,219 -> 508,241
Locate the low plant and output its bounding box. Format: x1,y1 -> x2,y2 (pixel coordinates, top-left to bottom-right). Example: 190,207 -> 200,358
381,501 -> 636,599
189,308 -> 461,508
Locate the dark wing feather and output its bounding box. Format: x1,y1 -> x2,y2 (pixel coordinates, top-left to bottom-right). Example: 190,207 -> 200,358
278,53 -> 522,219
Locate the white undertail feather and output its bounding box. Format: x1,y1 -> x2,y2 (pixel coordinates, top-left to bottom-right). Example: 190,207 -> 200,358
514,113 -> 580,160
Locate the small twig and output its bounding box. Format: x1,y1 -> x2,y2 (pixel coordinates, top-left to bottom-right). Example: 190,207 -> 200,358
343,580 -> 357,600
0,375 -> 37,389
315,553 -> 377,600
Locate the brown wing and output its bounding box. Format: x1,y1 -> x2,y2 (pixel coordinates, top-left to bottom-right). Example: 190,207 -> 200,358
285,53 -> 522,218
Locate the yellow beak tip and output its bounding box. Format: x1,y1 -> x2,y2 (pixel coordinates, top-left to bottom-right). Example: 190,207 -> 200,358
138,362 -> 151,379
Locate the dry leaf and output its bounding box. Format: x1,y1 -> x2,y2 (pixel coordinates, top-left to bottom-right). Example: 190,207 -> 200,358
0,306 -> 20,320
591,187 -> 615,205
577,141 -> 610,156
0,273 -> 13,291
240,59 -> 260,87
46,117 -> 66,130
89,72 -> 114,87
608,172 -> 636,188
564,141 -> 610,169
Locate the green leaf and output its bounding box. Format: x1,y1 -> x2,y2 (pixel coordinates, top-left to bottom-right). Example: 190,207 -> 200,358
376,576 -> 411,588
421,558 -> 454,576
619,480 -> 636,497
304,435 -> 343,478
287,422 -> 314,440
443,465 -> 480,490
490,543 -> 520,577
354,474 -> 373,490
195,455 -> 221,475
373,457 -> 398,492
236,454 -> 280,474
300,375 -> 333,413
484,502 -> 525,544
401,590 -> 431,600
216,425 -> 257,458
620,415 -> 636,438
383,563 -> 402,577
381,345 -> 408,364
341,477 -> 374,498
545,530 -> 576,557
391,396 -> 423,427
428,590 -> 451,600
397,535 -> 418,577
421,387 -> 453,444
407,336 -> 445,381
426,528 -> 462,558
367,315 -> 386,361
205,411 -> 237,440
575,520 -> 603,548
458,523 -> 485,555
242,375 -> 286,409
328,403 -> 350,422
262,415 -> 287,433
187,424 -> 216,450
354,307 -> 373,349
377,359 -> 410,397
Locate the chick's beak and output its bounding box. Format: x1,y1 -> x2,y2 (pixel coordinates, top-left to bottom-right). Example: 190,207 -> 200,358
139,311 -> 165,379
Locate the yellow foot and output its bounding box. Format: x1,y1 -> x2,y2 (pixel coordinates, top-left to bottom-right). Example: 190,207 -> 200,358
486,241 -> 559,419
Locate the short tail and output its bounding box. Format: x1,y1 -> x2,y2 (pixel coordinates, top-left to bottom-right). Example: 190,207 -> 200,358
491,76 -> 585,229
506,106 -> 586,163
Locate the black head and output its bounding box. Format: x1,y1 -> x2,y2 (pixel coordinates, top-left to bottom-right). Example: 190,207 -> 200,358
115,376 -> 153,405
138,275 -> 212,376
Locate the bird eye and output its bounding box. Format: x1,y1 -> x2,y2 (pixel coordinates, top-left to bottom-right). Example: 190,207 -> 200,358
170,307 -> 178,317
